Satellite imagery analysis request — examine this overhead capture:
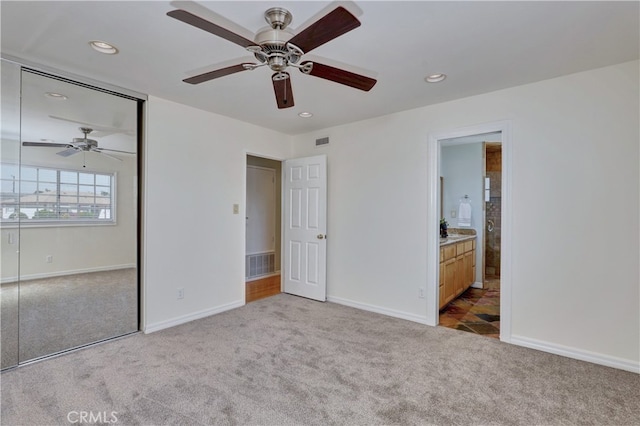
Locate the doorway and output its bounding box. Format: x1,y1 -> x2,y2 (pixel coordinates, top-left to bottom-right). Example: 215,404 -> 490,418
437,137 -> 502,338
426,121 -> 512,341
245,155 -> 282,303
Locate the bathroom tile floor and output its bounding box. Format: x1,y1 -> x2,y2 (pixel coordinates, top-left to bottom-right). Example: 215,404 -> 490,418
439,278 -> 500,339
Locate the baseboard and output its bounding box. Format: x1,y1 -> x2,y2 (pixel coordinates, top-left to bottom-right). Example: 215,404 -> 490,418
245,271 -> 281,283
471,281 -> 483,289
1,263 -> 136,284
510,334 -> 639,374
143,300 -> 245,334
327,295 -> 430,325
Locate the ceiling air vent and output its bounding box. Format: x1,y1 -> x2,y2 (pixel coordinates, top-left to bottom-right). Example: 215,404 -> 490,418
315,137 -> 329,147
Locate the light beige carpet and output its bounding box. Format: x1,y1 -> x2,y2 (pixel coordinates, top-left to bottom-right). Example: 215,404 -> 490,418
1,293 -> 638,425
1,268 -> 137,368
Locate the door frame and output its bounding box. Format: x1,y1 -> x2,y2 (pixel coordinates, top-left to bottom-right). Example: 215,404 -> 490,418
426,120 -> 512,342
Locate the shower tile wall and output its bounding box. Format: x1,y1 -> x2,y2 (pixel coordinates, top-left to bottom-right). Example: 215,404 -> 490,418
485,146 -> 502,278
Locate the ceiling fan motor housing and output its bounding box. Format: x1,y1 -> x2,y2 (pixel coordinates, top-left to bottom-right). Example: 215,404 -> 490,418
253,8 -> 301,71
72,138 -> 98,150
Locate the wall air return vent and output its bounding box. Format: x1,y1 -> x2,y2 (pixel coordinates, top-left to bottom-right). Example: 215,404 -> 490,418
246,252 -> 276,279
315,137 -> 329,147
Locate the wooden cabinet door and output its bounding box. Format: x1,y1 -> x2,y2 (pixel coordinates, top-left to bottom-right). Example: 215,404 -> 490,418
455,254 -> 465,296
471,248 -> 476,284
439,262 -> 445,309
463,251 -> 474,291
443,258 -> 456,304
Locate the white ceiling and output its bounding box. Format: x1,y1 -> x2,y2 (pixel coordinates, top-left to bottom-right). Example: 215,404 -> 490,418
2,1 -> 638,136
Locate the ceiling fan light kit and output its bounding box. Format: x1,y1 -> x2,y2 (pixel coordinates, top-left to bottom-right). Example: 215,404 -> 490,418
168,4 -> 377,109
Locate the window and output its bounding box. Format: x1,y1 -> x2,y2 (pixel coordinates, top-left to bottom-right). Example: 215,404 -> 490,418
1,163 -> 115,224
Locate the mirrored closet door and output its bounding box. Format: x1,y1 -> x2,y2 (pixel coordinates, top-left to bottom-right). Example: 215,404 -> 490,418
1,61 -> 141,369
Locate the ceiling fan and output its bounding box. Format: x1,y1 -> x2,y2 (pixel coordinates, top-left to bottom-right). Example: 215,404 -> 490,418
167,3 -> 377,109
22,127 -> 135,162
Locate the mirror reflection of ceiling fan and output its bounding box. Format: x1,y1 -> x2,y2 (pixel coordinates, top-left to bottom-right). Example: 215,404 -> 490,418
22,127 -> 135,162
167,3 -> 377,109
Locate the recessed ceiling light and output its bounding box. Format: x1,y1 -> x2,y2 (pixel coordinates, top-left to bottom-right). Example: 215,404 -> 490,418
298,112 -> 313,118
44,92 -> 68,100
425,73 -> 446,83
89,40 -> 119,55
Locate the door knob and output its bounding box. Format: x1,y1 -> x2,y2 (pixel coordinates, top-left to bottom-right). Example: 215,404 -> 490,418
317,234 -> 324,240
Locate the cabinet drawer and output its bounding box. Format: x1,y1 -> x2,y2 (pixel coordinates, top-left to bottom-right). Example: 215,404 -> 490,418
443,245 -> 456,261
464,240 -> 473,253
456,242 -> 465,256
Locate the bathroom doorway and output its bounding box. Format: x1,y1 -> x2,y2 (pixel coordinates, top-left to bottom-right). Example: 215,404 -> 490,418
435,132 -> 503,339
245,155 -> 282,303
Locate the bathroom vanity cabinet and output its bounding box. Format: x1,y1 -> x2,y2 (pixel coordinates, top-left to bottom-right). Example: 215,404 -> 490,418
439,236 -> 476,310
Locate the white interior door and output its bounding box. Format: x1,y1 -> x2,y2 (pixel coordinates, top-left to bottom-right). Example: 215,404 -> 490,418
283,155 -> 327,301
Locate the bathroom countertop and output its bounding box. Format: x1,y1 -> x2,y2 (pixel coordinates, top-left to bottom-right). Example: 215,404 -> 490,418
439,234 -> 476,247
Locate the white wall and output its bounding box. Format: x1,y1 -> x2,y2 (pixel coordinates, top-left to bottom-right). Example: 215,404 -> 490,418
246,166 -> 277,254
291,61 -> 639,369
143,96 -> 292,331
441,142 -> 484,284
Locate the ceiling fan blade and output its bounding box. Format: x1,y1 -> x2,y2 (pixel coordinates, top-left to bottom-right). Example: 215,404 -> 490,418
91,149 -> 123,162
272,72 -> 294,109
184,63 -> 252,84
57,148 -> 80,157
300,61 -> 376,91
22,141 -> 71,148
287,6 -> 360,54
95,148 -> 136,155
167,9 -> 257,49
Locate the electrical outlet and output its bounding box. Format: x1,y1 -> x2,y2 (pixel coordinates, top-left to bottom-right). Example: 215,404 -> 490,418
46,255 -> 53,263
177,288 -> 184,299
418,287 -> 425,299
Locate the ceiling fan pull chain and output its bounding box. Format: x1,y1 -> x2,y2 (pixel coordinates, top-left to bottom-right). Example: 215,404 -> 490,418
284,78 -> 288,105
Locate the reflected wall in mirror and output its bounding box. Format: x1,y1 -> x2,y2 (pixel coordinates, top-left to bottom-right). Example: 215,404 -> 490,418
1,65 -> 140,367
